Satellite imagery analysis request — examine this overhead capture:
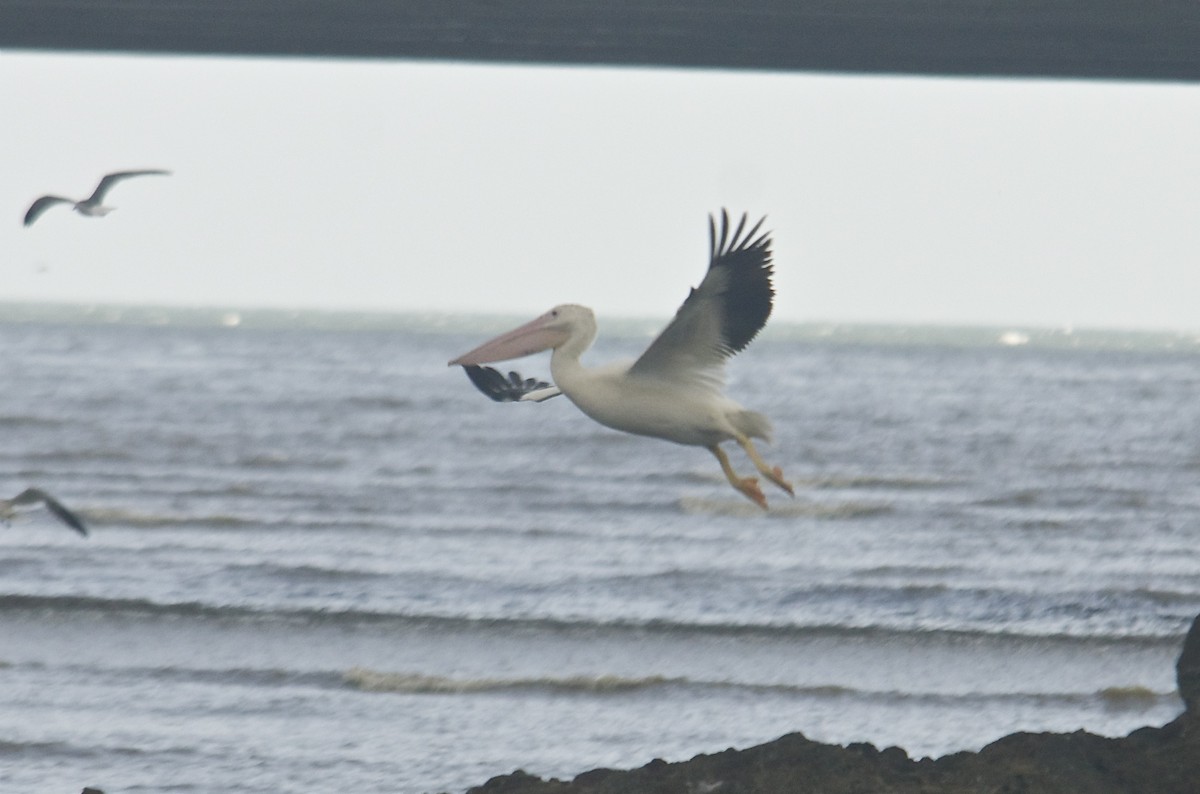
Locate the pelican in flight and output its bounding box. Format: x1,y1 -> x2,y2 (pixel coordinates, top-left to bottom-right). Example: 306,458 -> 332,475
23,169 -> 171,226
1,487 -> 89,536
450,210 -> 792,509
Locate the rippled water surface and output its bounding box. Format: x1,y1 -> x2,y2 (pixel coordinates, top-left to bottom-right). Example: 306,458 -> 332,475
1,307 -> 1197,793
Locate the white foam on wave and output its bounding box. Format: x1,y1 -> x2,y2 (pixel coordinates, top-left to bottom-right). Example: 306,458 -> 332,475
343,668 -> 677,695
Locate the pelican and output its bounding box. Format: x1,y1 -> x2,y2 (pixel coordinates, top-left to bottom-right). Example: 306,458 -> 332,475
0,487 -> 89,536
449,210 -> 792,509
23,169 -> 171,226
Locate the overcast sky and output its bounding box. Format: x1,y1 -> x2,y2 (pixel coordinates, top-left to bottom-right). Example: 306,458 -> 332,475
4,50 -> 1199,330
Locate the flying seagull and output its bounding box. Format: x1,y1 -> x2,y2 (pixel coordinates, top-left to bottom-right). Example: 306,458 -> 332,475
23,169 -> 171,226
1,487 -> 89,536
449,210 -> 792,509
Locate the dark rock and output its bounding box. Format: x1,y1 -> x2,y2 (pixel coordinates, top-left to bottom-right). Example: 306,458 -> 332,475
1176,613 -> 1200,714
470,769 -> 569,793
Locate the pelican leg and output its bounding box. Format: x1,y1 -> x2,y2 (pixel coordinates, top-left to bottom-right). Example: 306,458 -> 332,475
735,434 -> 794,496
709,444 -> 768,510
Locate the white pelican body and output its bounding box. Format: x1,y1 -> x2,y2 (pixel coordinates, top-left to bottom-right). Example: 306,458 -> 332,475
547,313 -> 771,448
450,210 -> 792,509
23,169 -> 171,226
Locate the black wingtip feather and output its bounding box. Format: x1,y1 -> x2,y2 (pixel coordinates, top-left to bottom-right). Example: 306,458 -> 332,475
708,209 -> 775,354
462,365 -> 552,402
463,365 -> 512,402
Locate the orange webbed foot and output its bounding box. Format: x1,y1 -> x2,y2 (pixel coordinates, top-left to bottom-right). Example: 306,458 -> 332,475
768,466 -> 795,496
735,477 -> 769,510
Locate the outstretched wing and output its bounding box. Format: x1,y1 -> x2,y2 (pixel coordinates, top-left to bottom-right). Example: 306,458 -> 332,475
23,195 -> 72,226
627,209 -> 774,386
87,169 -> 172,203
462,365 -> 561,403
10,487 -> 88,536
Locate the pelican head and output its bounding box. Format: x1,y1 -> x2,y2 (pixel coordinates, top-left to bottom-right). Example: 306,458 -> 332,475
449,304 -> 595,366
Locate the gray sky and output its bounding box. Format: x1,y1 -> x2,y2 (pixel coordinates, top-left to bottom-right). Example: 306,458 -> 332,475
5,51 -> 1200,329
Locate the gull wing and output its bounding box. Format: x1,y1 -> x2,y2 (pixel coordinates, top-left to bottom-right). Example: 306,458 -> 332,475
628,210 -> 774,386
23,196 -> 72,226
462,365 -> 561,403
9,487 -> 88,536
86,169 -> 172,203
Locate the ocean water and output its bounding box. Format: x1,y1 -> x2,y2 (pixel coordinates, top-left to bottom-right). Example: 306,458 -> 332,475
1,305 -> 1198,794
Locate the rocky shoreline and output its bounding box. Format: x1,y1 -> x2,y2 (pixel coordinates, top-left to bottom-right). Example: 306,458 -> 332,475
462,615 -> 1200,794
